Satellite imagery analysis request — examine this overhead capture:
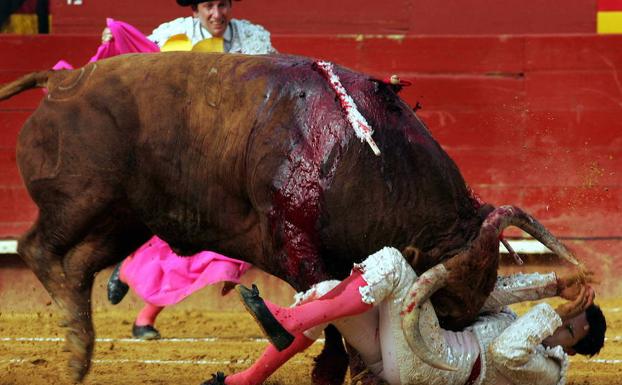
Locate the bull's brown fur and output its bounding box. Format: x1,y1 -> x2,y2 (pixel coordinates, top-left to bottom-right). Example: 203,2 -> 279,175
1,52 -> 542,381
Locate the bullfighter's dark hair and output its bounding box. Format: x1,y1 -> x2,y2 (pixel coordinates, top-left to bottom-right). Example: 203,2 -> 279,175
572,304 -> 606,357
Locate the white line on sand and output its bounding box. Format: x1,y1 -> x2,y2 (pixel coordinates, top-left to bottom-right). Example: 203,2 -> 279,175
579,359 -> 622,364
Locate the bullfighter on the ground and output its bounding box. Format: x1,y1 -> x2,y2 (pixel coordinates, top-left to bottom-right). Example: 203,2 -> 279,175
212,247 -> 605,385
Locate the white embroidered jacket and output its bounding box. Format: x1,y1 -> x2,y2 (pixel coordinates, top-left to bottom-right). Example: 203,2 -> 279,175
148,17 -> 276,54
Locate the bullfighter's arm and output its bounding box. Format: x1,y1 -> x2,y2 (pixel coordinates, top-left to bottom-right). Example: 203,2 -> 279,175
481,272 -> 558,313
489,302 -> 567,385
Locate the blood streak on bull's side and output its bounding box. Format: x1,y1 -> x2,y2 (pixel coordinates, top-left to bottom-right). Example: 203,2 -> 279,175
268,61 -> 370,285
267,59 -> 384,285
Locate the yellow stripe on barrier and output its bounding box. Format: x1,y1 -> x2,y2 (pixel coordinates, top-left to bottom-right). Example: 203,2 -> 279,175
1,14 -> 38,34
0,14 -> 52,34
597,11 -> 622,33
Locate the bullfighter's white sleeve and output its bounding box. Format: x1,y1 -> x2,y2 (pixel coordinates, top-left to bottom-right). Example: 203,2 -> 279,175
481,273 -> 558,313
489,302 -> 568,385
229,19 -> 277,54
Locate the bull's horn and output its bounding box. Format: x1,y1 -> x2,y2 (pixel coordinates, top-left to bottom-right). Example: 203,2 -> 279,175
401,264 -> 457,371
485,205 -> 580,266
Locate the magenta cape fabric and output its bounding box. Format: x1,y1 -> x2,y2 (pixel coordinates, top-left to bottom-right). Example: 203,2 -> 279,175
121,236 -> 252,306
53,18 -> 159,70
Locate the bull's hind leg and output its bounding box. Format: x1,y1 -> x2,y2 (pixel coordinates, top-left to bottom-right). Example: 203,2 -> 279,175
18,208 -> 150,381
62,224 -> 149,380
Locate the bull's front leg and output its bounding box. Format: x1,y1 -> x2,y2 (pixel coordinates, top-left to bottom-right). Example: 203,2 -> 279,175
276,221 -> 328,290
268,154 -> 363,385
274,227 -> 384,385
268,215 -> 348,385
312,325 -> 350,385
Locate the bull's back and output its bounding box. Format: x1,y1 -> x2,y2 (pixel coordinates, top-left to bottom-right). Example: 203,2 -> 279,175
17,54 -> 270,246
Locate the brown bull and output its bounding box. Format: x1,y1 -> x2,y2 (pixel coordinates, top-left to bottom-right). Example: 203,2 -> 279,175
0,52 -> 581,381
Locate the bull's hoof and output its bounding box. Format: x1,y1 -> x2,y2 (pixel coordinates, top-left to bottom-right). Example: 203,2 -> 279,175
66,329 -> 92,382
132,324 -> 161,340
69,357 -> 90,382
200,371 -> 227,385
107,263 -> 129,305
236,284 -> 295,351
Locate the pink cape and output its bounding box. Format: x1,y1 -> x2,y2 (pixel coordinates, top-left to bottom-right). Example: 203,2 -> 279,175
121,236 -> 252,306
53,18 -> 159,70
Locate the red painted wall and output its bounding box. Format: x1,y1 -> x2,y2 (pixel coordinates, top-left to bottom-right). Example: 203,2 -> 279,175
50,0 -> 597,35
1,34 -> 621,289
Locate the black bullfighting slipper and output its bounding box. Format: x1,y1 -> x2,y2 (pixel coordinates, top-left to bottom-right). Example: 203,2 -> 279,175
200,371 -> 227,385
107,263 -> 129,305
132,324 -> 161,340
236,284 -> 295,351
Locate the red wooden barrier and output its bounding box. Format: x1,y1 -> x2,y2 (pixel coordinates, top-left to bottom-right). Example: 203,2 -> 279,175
1,34 -> 620,289
49,0 -> 597,35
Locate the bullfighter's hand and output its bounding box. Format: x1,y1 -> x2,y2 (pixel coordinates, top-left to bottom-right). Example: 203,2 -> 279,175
221,281 -> 237,296
555,285 -> 595,321
556,268 -> 594,301
101,27 -> 113,43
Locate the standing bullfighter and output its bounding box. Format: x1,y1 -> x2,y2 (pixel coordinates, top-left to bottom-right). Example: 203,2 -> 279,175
100,0 -> 276,340
101,0 -> 276,54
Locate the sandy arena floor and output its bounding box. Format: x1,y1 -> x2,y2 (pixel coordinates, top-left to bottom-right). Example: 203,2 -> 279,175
0,258 -> 620,385
1,296 -> 622,385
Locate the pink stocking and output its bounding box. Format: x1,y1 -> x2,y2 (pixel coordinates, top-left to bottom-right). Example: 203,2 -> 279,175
265,271 -> 372,334
135,302 -> 164,326
225,333 -> 314,385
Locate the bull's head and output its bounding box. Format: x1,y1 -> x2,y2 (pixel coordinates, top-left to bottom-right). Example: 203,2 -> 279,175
400,205 -> 583,370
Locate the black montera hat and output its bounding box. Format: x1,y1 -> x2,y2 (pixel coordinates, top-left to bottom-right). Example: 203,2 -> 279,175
176,0 -> 239,6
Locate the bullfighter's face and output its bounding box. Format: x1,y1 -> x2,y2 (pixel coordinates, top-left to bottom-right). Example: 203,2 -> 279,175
544,311 -> 590,355
194,0 -> 232,38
